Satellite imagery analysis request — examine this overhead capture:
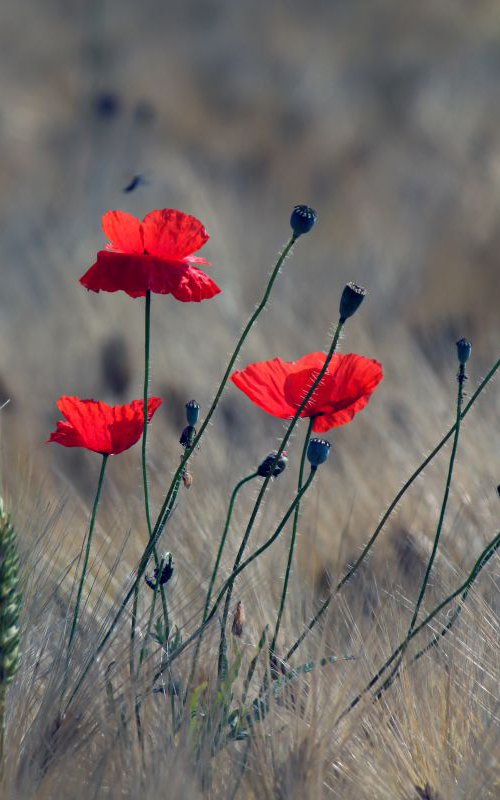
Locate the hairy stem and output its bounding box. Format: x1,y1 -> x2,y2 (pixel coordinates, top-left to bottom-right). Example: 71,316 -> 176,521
375,362 -> 465,696
217,319 -> 343,678
186,471 -> 258,698
286,354 -> 500,661
270,417 -> 314,656
334,529 -> 500,725
64,235 -> 297,704
67,454 -> 108,655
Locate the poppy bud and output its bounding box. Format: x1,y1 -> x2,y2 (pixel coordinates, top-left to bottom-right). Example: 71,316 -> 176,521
231,601 -> 245,637
290,205 -> 317,237
145,552 -> 174,590
257,451 -> 288,478
180,425 -> 196,448
185,399 -> 200,427
307,438 -> 331,468
339,282 -> 366,322
456,338 -> 472,365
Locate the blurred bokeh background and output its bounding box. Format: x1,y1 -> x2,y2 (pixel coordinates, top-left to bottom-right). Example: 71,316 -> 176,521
1,0 -> 500,598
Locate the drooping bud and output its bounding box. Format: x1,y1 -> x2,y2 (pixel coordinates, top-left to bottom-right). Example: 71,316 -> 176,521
456,338 -> 472,365
185,400 -> 200,427
145,552 -> 174,591
257,451 -> 288,478
180,425 -> 196,449
231,601 -> 245,637
290,205 -> 317,237
307,438 -> 331,469
339,282 -> 366,322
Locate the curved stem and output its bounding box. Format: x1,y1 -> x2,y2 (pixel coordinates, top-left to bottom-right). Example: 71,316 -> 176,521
217,321 -> 344,677
335,530 -> 500,725
67,304 -> 342,711
376,363 -> 465,695
410,531 -> 500,667
132,290 -> 169,680
67,454 -> 108,654
286,355 -> 500,661
150,469 -> 317,688
137,582 -> 158,674
186,471 -> 258,696
270,417 -> 314,656
217,469 -> 317,677
152,236 -> 297,540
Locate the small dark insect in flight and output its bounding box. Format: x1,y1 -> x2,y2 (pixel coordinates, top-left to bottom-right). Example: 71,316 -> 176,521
123,174 -> 148,193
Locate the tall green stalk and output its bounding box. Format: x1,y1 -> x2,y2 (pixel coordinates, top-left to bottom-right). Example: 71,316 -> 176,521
286,353 -> 500,661
186,471 -> 258,696
334,529 -> 500,725
67,454 -> 108,655
217,321 -> 344,679
151,236 -> 298,544
131,290 -> 169,680
65,233 -> 302,710
151,468 -> 318,688
373,360 -> 466,696
270,417 -> 314,657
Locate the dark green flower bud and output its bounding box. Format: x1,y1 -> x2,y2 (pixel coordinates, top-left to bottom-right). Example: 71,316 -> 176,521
307,438 -> 331,468
339,282 -> 366,322
257,451 -> 288,478
185,400 -> 200,427
180,425 -> 196,448
290,205 -> 317,237
456,338 -> 472,365
145,552 -> 174,590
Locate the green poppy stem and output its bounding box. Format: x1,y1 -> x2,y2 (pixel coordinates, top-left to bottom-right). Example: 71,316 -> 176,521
185,470 -> 259,698
372,361 -> 466,696
65,235 -> 301,711
67,453 -> 108,655
270,417 -> 314,657
150,468 -> 318,689
286,354 -> 500,661
335,528 -> 500,725
217,320 -> 344,680
132,290 -> 169,681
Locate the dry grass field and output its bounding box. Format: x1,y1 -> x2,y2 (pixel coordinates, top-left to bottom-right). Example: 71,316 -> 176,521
0,1 -> 499,797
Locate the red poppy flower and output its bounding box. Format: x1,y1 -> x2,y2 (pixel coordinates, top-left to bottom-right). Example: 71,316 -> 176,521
79,209 -> 221,301
231,352 -> 383,433
48,396 -> 163,455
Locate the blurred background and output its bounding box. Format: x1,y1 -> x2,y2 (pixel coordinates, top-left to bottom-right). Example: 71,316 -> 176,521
1,0 -> 500,601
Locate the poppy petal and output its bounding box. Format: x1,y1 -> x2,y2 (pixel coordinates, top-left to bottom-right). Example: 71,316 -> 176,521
160,265 -> 221,302
284,354 -> 384,430
231,359 -> 297,418
102,210 -> 144,254
57,396 -> 113,453
106,398 -> 163,454
142,209 -> 209,259
47,420 -> 85,448
80,252 -> 220,300
50,396 -> 163,455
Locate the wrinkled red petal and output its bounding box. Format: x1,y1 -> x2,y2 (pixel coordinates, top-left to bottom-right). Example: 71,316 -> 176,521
231,359 -> 297,418
80,252 -> 220,301
142,209 -> 209,260
47,420 -> 85,448
162,264 -> 221,302
102,210 -> 144,254
232,352 -> 383,431
106,398 -> 163,454
50,396 -> 163,455
284,353 -> 384,430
